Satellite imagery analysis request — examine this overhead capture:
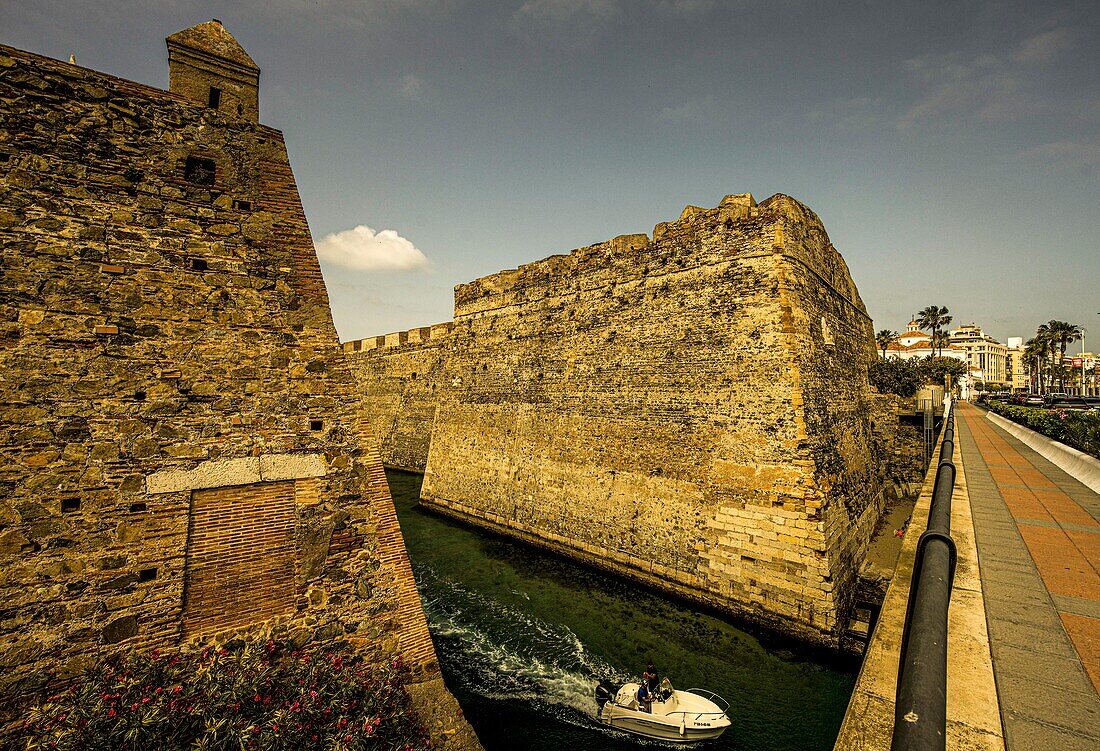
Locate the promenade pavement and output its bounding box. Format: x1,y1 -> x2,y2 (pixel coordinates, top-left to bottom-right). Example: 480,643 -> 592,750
956,402 -> 1100,749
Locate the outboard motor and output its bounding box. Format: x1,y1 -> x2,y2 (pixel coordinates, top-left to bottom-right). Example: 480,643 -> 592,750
595,679 -> 620,711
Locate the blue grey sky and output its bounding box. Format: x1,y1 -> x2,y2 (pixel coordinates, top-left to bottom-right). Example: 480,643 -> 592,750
4,1 -> 1098,348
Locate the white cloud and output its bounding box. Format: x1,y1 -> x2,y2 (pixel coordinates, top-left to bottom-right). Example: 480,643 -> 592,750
1020,138 -> 1100,167
509,0 -> 619,49
1013,28 -> 1073,64
263,0 -> 462,27
651,0 -> 716,15
315,225 -> 430,271
807,96 -> 883,131
898,26 -> 1086,130
655,97 -> 713,124
513,0 -> 617,24
897,53 -> 1018,129
399,74 -> 427,102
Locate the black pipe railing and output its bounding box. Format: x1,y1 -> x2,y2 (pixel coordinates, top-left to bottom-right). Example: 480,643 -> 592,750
891,403 -> 958,751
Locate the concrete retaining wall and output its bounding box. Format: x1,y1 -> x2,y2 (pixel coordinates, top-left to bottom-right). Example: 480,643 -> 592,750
985,411 -> 1100,494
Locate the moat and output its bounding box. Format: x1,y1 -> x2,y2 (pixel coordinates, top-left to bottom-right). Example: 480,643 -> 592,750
388,469 -> 858,750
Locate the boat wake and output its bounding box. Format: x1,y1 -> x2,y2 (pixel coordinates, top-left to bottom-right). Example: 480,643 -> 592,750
415,564 -> 626,727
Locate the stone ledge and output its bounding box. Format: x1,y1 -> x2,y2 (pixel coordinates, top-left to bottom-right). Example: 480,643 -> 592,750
146,453 -> 327,494
985,410 -> 1100,494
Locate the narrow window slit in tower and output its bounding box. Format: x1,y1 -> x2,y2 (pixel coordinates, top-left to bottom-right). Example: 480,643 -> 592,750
310,419 -> 324,432
208,87 -> 221,109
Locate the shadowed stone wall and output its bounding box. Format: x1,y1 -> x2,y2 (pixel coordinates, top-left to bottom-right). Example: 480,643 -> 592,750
0,30 -> 478,749
344,324 -> 454,471
347,194 -> 892,645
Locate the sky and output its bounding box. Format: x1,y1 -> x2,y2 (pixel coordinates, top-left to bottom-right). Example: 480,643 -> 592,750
3,0 -> 1098,350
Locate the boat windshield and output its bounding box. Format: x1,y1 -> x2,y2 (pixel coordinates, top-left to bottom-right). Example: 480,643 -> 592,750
658,677 -> 675,702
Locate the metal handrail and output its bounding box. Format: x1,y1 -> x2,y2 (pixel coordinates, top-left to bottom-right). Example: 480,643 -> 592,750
682,688 -> 730,713
657,709 -> 730,721
891,400 -> 958,751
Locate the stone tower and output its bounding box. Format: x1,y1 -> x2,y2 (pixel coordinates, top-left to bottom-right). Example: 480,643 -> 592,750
0,26 -> 478,749
166,19 -> 260,121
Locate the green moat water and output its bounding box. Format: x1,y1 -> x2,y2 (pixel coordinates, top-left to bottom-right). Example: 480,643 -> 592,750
387,469 -> 857,750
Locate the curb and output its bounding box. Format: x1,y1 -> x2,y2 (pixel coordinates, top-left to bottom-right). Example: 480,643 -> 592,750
985,411 -> 1100,494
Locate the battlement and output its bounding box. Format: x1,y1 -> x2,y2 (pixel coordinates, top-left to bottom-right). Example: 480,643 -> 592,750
452,191 -> 861,321
342,322 -> 454,353
466,192 -> 770,287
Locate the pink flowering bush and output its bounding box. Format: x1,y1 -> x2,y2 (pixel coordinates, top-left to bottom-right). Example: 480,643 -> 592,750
986,401 -> 1100,458
16,639 -> 431,751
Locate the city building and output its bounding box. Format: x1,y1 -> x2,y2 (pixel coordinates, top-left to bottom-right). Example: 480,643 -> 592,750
1063,351 -> 1098,396
1005,337 -> 1030,392
884,320 -> 969,362
882,320 -> 977,398
948,324 -> 1009,389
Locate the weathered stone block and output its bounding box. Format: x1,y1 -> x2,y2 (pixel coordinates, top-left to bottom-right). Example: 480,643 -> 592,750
101,615 -> 138,644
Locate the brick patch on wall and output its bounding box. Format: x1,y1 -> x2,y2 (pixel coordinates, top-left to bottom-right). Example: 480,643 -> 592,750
182,480 -> 297,638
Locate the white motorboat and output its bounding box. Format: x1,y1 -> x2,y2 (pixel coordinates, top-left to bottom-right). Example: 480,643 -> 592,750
595,678 -> 731,743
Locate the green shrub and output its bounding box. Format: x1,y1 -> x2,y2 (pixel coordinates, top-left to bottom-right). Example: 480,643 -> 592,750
915,357 -> 968,388
15,638 -> 431,751
869,356 -> 967,397
986,401 -> 1100,458
869,359 -> 922,397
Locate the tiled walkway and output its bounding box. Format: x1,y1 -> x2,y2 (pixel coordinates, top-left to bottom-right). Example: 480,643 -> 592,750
956,402 -> 1100,749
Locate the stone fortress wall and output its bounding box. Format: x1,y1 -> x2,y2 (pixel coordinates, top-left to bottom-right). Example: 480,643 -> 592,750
346,193 -> 893,645
344,323 -> 454,471
0,24 -> 477,748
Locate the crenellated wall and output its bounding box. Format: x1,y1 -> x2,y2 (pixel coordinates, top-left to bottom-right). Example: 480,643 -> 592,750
344,324 -> 453,470
347,193 -> 892,645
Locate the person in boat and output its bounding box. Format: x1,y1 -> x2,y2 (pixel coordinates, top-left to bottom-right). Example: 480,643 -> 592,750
645,662 -> 659,694
636,673 -> 654,713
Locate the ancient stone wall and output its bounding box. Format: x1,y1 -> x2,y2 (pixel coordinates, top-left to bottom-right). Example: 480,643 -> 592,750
348,193 -> 888,644
0,39 -> 477,748
344,324 -> 453,471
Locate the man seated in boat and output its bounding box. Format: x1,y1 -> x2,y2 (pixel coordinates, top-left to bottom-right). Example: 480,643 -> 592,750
636,673 -> 654,713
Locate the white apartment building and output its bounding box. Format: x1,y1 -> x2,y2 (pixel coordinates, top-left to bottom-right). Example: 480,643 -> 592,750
948,324 -> 1008,388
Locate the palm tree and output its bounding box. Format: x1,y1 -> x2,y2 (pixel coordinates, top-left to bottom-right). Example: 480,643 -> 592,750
1024,336 -> 1047,393
875,329 -> 898,359
1043,321 -> 1084,392
1035,323 -> 1056,393
917,306 -> 953,357
931,331 -> 951,355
